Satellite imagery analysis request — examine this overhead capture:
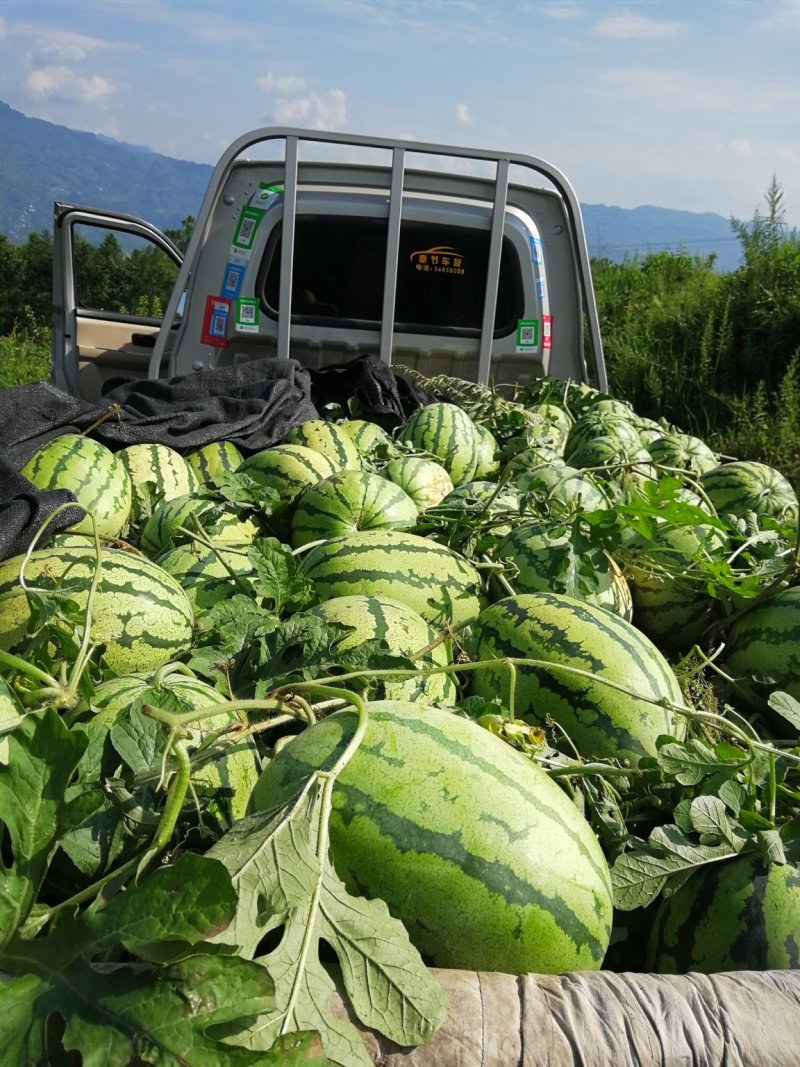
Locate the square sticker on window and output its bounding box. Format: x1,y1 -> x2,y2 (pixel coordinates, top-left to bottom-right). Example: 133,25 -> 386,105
235,297 -> 260,333
516,318 -> 540,349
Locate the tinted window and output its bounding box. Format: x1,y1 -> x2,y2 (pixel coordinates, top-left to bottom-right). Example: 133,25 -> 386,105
260,216 -> 523,336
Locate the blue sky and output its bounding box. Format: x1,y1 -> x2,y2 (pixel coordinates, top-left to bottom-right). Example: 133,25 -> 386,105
2,0 -> 800,225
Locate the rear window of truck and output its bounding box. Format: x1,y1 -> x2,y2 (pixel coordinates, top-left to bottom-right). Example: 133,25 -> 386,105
258,216 -> 523,337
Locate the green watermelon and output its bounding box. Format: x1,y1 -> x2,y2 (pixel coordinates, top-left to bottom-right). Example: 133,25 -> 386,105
186,440 -> 244,484
513,463 -> 609,517
89,671 -> 259,827
156,541 -> 256,613
382,456 -> 454,510
646,843 -> 800,973
237,444 -> 338,512
400,403 -> 481,485
284,419 -> 361,470
467,591 -> 685,765
20,433 -> 132,539
290,470 -> 417,549
248,700 -> 613,974
139,494 -> 259,557
339,420 -> 396,462
493,522 -> 632,620
0,547 -> 193,675
647,433 -> 718,478
700,461 -> 799,524
719,586 -> 800,712
117,443 -> 200,522
473,424 -> 500,479
298,529 -> 483,628
304,595 -> 456,704
564,412 -> 642,463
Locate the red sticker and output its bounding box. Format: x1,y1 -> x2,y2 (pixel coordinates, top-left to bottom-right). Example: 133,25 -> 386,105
542,314 -> 552,349
201,295 -> 231,348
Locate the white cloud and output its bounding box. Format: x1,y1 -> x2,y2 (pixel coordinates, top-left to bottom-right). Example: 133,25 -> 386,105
536,2 -> 586,20
26,65 -> 115,104
257,72 -> 308,95
730,139 -> 753,157
272,88 -> 347,131
455,102 -> 472,127
594,10 -> 685,39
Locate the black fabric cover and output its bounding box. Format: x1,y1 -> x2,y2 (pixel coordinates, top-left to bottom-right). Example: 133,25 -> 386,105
0,355 -> 434,563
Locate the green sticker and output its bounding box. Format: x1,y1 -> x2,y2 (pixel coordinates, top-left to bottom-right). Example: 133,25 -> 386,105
232,206 -> 264,250
516,319 -> 540,348
235,297 -> 260,333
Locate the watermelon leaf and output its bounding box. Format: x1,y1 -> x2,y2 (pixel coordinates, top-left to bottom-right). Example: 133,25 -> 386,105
0,708 -> 86,949
206,777 -> 447,1065
768,690 -> 800,730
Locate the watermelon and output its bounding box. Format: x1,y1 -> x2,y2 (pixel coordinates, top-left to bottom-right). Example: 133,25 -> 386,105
298,529 -> 483,628
0,547 -> 193,675
290,470 -> 417,549
303,595 -> 456,704
284,419 -> 361,470
156,541 -> 256,613
646,843 -> 800,973
88,671 -> 259,826
647,432 -> 718,478
117,443 -> 200,522
20,433 -> 132,539
139,494 -> 259,557
563,413 -> 642,463
622,523 -> 726,652
340,419 -> 396,462
493,522 -> 632,620
513,463 -> 609,517
473,424 -> 500,479
248,700 -> 613,974
719,586 -> 800,712
467,591 -> 685,765
237,444 -> 338,510
400,402 -> 481,485
382,456 -> 454,510
525,402 -> 573,439
186,440 -> 244,484
700,460 -> 799,524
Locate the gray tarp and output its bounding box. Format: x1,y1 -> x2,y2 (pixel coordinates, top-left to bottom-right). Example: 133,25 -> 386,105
332,968 -> 800,1066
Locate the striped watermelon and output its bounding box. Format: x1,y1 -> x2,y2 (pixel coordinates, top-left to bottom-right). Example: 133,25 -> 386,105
284,419 -> 361,470
564,413 -> 642,463
298,530 -> 483,628
647,432 -> 718,478
525,402 -> 573,440
646,843 -> 800,973
20,433 -> 132,539
117,443 -> 200,523
700,461 -> 799,524
186,440 -> 244,484
400,402 -> 481,485
290,470 -> 417,549
237,444 -> 338,511
303,595 -> 456,704
513,463 -> 609,517
248,700 -> 613,974
473,424 -> 500,479
467,591 -> 685,765
340,419 -> 396,462
382,456 -> 454,510
622,523 -> 726,652
0,547 -> 193,675
139,494 -> 259,557
719,586 -> 800,712
156,542 -> 256,613
493,522 -> 632,620
89,672 -> 259,827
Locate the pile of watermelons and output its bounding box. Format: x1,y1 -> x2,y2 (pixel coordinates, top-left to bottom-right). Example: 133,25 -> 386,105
1,372 -> 798,1063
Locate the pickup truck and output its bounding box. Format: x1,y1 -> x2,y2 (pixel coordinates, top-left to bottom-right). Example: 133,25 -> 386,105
51,126 -> 607,402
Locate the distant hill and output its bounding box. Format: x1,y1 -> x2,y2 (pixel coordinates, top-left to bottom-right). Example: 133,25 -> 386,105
0,100 -> 742,271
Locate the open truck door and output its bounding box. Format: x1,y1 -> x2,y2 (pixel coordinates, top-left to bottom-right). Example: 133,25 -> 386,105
52,203 -> 183,401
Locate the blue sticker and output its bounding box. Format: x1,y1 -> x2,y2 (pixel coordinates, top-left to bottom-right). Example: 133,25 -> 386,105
529,235 -> 542,264
222,262 -> 246,299
536,277 -> 545,299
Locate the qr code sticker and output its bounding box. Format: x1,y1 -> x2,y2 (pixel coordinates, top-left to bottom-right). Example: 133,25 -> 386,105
239,303 -> 256,323
519,326 -> 536,345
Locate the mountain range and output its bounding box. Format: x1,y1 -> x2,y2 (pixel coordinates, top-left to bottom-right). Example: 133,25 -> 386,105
0,100 -> 742,271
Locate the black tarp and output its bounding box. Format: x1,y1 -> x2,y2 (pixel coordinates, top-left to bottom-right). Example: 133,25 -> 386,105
0,356 -> 436,563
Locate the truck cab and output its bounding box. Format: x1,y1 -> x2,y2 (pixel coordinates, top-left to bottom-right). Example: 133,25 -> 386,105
52,127 -> 607,402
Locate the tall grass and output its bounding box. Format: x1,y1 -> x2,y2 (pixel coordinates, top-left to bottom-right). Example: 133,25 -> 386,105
0,316 -> 50,390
